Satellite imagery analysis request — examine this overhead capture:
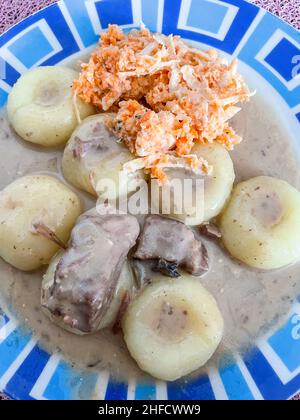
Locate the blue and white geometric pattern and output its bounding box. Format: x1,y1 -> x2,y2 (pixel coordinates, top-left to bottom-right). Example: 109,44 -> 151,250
162,0 -> 260,53
6,21 -> 62,70
260,304 -> 300,382
0,0 -> 300,400
238,12 -> 300,108
0,302 -> 300,400
177,0 -> 239,41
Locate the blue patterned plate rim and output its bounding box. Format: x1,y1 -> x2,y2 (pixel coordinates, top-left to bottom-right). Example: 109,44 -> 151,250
0,0 -> 300,400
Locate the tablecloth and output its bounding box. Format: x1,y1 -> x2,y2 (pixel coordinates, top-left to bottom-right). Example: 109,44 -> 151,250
0,0 -> 299,401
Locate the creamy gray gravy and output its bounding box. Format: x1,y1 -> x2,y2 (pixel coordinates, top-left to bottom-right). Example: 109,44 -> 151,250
0,82 -> 300,384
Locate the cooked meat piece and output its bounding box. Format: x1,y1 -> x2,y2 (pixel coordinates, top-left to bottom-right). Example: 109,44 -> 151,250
199,222 -> 222,240
42,209 -> 140,334
134,215 -> 209,276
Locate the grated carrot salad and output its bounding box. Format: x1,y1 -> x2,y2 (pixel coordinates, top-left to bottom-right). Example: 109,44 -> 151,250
73,25 -> 252,182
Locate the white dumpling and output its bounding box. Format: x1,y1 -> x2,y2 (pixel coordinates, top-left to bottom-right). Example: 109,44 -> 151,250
0,175 -> 82,271
7,66 -> 95,147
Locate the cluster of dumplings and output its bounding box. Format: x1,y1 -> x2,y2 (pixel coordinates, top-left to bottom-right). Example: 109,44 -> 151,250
1,65 -> 300,381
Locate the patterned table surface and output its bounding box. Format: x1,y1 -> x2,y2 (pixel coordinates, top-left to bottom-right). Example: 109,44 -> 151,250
0,0 -> 299,401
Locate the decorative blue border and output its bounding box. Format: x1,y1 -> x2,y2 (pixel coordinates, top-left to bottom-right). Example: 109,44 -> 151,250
162,0 -> 260,54
0,0 -> 299,113
238,12 -> 300,108
1,303 -> 298,400
0,0 -> 300,400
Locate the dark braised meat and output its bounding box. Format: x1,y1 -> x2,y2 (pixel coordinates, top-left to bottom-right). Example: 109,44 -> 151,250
42,209 -> 139,333
134,215 -> 209,276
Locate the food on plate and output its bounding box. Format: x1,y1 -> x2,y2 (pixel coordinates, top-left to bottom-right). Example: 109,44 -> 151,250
122,276 -> 224,381
0,175 -> 81,271
107,100 -> 212,183
220,176 -> 300,269
151,143 -> 235,225
6,19 -> 299,385
134,215 -> 209,277
42,209 -> 139,334
7,67 -> 95,147
62,114 -> 146,198
74,25 -> 251,181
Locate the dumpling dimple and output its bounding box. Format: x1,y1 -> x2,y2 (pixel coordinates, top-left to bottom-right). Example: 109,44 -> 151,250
250,191 -> 283,227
